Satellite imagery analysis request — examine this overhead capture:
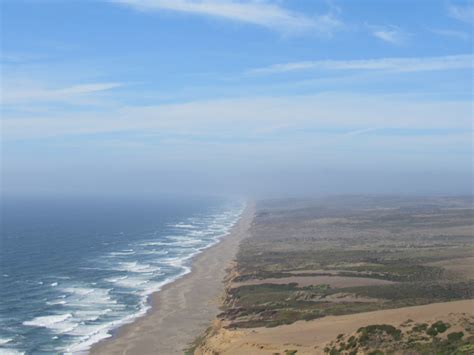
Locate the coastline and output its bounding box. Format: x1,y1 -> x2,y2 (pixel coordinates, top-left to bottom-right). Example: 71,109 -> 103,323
89,201 -> 255,354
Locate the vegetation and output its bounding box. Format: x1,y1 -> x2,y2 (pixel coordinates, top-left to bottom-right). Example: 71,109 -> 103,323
324,320 -> 473,355
219,197 -> 474,329
426,320 -> 450,336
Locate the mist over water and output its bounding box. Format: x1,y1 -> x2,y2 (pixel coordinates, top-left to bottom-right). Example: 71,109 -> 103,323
0,196 -> 244,354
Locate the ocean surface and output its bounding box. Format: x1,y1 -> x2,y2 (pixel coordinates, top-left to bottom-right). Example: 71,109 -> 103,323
0,196 -> 244,354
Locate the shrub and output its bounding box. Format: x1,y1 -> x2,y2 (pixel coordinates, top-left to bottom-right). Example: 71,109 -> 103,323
426,320 -> 450,336
426,327 -> 438,337
357,324 -> 402,341
431,320 -> 449,333
412,323 -> 428,332
447,331 -> 464,342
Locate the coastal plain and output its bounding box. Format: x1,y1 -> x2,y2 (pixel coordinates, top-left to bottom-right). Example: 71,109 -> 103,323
196,196 -> 474,354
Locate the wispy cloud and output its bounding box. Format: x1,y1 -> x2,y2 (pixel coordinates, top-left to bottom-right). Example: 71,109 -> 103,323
370,25 -> 407,44
1,82 -> 124,104
248,54 -> 473,75
110,0 -> 341,35
344,127 -> 379,136
429,28 -> 470,40
3,94 -> 472,140
448,3 -> 474,23
0,52 -> 49,64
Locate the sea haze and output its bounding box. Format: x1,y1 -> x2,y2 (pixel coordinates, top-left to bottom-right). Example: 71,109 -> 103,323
0,195 -> 244,354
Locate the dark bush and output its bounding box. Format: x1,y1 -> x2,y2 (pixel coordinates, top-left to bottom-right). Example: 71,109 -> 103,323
447,331 -> 464,342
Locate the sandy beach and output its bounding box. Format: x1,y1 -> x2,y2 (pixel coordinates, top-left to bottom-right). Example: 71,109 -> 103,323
90,202 -> 255,355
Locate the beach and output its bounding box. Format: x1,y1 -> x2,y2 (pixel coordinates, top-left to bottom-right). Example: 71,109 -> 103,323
90,202 -> 255,354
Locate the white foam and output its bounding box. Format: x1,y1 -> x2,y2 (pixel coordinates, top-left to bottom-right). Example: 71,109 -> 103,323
161,256 -> 184,267
51,282 -> 58,287
63,287 -> 94,296
111,276 -> 150,288
64,300 -> 155,354
62,287 -> 116,307
188,230 -> 207,237
139,241 -> 168,247
24,313 -> 72,327
0,338 -> 12,346
140,249 -> 169,256
0,350 -> 24,355
46,299 -> 66,305
170,223 -> 195,229
166,236 -> 202,247
23,313 -> 77,333
73,309 -> 112,322
117,262 -> 159,273
108,250 -> 135,256
104,276 -> 128,283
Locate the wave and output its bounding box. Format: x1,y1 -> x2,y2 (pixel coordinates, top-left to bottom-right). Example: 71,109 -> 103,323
117,261 -> 160,274
73,309 -> 112,322
107,275 -> 150,289
108,250 -> 136,256
65,206 -> 242,352
23,313 -> 76,333
61,286 -> 117,306
0,338 -> 13,346
169,223 -> 196,229
11,200 -> 245,354
46,299 -> 67,305
0,350 -> 25,355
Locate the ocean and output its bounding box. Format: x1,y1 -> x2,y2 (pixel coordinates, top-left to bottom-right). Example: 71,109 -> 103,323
0,195 -> 245,354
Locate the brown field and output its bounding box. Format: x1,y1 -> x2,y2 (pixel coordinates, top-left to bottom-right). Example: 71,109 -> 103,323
194,196 -> 474,354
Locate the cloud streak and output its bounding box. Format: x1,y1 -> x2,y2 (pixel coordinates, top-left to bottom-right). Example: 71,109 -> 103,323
3,94 -> 471,140
110,0 -> 341,34
429,28 -> 470,40
448,3 -> 474,23
1,82 -> 123,104
248,54 -> 474,75
369,25 -> 407,44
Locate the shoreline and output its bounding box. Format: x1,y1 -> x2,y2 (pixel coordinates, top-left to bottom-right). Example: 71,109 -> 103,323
89,201 -> 255,354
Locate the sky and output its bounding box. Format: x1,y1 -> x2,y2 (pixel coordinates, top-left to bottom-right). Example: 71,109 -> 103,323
1,0 -> 473,198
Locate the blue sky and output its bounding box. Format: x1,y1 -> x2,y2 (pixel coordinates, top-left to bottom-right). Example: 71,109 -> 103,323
1,0 -> 473,197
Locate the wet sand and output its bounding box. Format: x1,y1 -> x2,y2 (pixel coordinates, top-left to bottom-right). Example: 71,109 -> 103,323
90,202 -> 255,355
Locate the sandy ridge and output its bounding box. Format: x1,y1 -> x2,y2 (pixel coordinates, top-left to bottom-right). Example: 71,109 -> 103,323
196,300 -> 474,354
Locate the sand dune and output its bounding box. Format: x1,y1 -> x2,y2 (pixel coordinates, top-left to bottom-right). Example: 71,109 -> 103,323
196,300 -> 474,354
